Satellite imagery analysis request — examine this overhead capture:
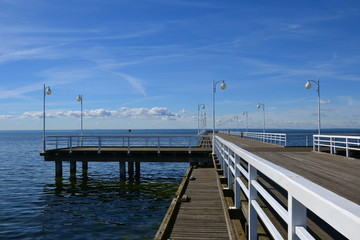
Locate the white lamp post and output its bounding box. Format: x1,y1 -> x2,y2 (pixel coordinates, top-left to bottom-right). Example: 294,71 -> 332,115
77,94 -> 83,136
256,103 -> 265,133
201,112 -> 207,132
212,79 -> 226,154
305,78 -> 321,135
197,104 -> 205,134
43,84 -> 52,152
242,111 -> 248,132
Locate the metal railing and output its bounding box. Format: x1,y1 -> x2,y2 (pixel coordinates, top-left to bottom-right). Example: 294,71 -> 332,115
227,131 -> 287,146
313,135 -> 360,157
214,135 -> 360,239
43,134 -> 212,154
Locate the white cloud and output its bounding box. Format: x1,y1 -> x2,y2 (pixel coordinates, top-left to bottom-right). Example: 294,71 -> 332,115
0,115 -> 12,119
119,107 -> 176,119
19,107 -> 179,120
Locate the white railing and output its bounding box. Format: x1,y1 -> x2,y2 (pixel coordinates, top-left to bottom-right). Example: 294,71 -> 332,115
43,134 -> 212,154
214,135 -> 360,239
313,135 -> 360,157
229,131 -> 287,146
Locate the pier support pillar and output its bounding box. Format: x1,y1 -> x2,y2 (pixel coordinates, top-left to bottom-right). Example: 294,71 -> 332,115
70,160 -> 77,180
135,162 -> 141,180
55,161 -> 63,179
82,161 -> 88,179
128,161 -> 134,180
119,161 -> 126,180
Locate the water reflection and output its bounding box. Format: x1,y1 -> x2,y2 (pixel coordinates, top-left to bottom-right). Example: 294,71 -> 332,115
41,174 -> 182,240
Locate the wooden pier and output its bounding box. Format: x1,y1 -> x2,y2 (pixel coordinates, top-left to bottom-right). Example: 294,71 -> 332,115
40,133 -> 360,239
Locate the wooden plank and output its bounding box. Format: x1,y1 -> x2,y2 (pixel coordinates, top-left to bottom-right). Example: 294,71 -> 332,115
169,167 -> 231,239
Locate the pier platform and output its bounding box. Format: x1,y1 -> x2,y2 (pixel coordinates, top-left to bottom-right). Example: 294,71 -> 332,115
40,133 -> 360,239
218,133 -> 360,205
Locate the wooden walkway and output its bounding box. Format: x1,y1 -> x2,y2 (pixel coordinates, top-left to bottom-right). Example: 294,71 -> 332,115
168,166 -> 232,240
219,133 -> 360,205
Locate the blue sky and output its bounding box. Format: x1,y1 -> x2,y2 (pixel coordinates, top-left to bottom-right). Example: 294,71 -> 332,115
0,0 -> 359,130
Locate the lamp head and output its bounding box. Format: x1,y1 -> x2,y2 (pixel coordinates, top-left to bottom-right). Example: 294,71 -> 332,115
45,87 -> 52,95
256,104 -> 261,109
305,81 -> 312,89
220,81 -> 226,90
77,95 -> 82,102
201,105 -> 205,109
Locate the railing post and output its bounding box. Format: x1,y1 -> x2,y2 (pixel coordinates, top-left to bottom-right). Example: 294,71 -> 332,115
234,154 -> 241,209
330,137 -> 333,154
313,135 -> 316,152
188,136 -> 191,154
288,195 -> 307,240
98,137 -> 101,153
157,137 -> 160,154
127,136 -> 130,153
346,138 -> 349,157
227,148 -> 232,190
69,137 -> 73,153
248,165 -> 258,240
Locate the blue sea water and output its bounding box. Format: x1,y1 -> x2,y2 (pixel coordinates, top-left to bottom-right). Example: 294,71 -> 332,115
0,128 -> 359,239
0,129 -> 193,240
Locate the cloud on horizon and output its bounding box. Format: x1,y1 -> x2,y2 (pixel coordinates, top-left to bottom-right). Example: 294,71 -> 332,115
20,107 -> 179,120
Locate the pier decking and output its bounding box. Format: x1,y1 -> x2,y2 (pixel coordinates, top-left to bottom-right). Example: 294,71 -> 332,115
218,133 -> 360,205
168,166 -> 232,240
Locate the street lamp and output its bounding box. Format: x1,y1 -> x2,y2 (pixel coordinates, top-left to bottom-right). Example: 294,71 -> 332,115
212,80 -> 227,154
201,112 -> 207,133
197,104 -> 205,134
256,103 -> 265,133
43,84 -> 52,152
242,111 -> 248,132
77,94 -> 83,136
234,115 -> 239,133
305,78 -> 321,135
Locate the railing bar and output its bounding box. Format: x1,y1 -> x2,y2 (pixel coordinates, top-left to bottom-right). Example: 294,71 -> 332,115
237,177 -> 249,198
252,179 -> 288,222
251,200 -> 284,240
238,163 -> 249,180
295,226 -> 316,240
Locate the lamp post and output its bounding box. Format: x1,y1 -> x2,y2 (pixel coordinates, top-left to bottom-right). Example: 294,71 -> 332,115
212,79 -> 227,154
305,78 -> 321,135
242,111 -> 248,132
197,104 -> 205,134
43,84 -> 52,152
77,94 -> 83,136
234,115 -> 239,133
201,112 -> 207,133
256,103 -> 265,133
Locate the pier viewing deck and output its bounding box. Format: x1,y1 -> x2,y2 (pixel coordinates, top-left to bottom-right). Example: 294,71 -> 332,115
40,132 -> 360,239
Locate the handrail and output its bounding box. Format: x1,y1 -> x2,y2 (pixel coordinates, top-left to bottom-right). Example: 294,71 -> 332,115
313,134 -> 360,157
214,135 -> 360,239
223,131 -> 287,146
43,134 -> 212,154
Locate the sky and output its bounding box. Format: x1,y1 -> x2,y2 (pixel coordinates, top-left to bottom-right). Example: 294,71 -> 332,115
0,0 -> 359,131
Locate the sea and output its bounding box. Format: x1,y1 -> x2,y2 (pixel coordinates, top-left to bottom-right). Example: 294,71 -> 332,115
0,128 -> 359,239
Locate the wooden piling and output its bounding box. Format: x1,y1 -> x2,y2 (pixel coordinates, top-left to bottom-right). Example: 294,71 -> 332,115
119,161 -> 126,180
135,162 -> 141,180
82,161 -> 88,179
55,161 -> 63,179
128,161 -> 134,180
70,160 -> 76,180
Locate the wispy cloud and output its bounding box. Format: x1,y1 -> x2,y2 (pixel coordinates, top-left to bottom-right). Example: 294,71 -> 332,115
112,72 -> 147,96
